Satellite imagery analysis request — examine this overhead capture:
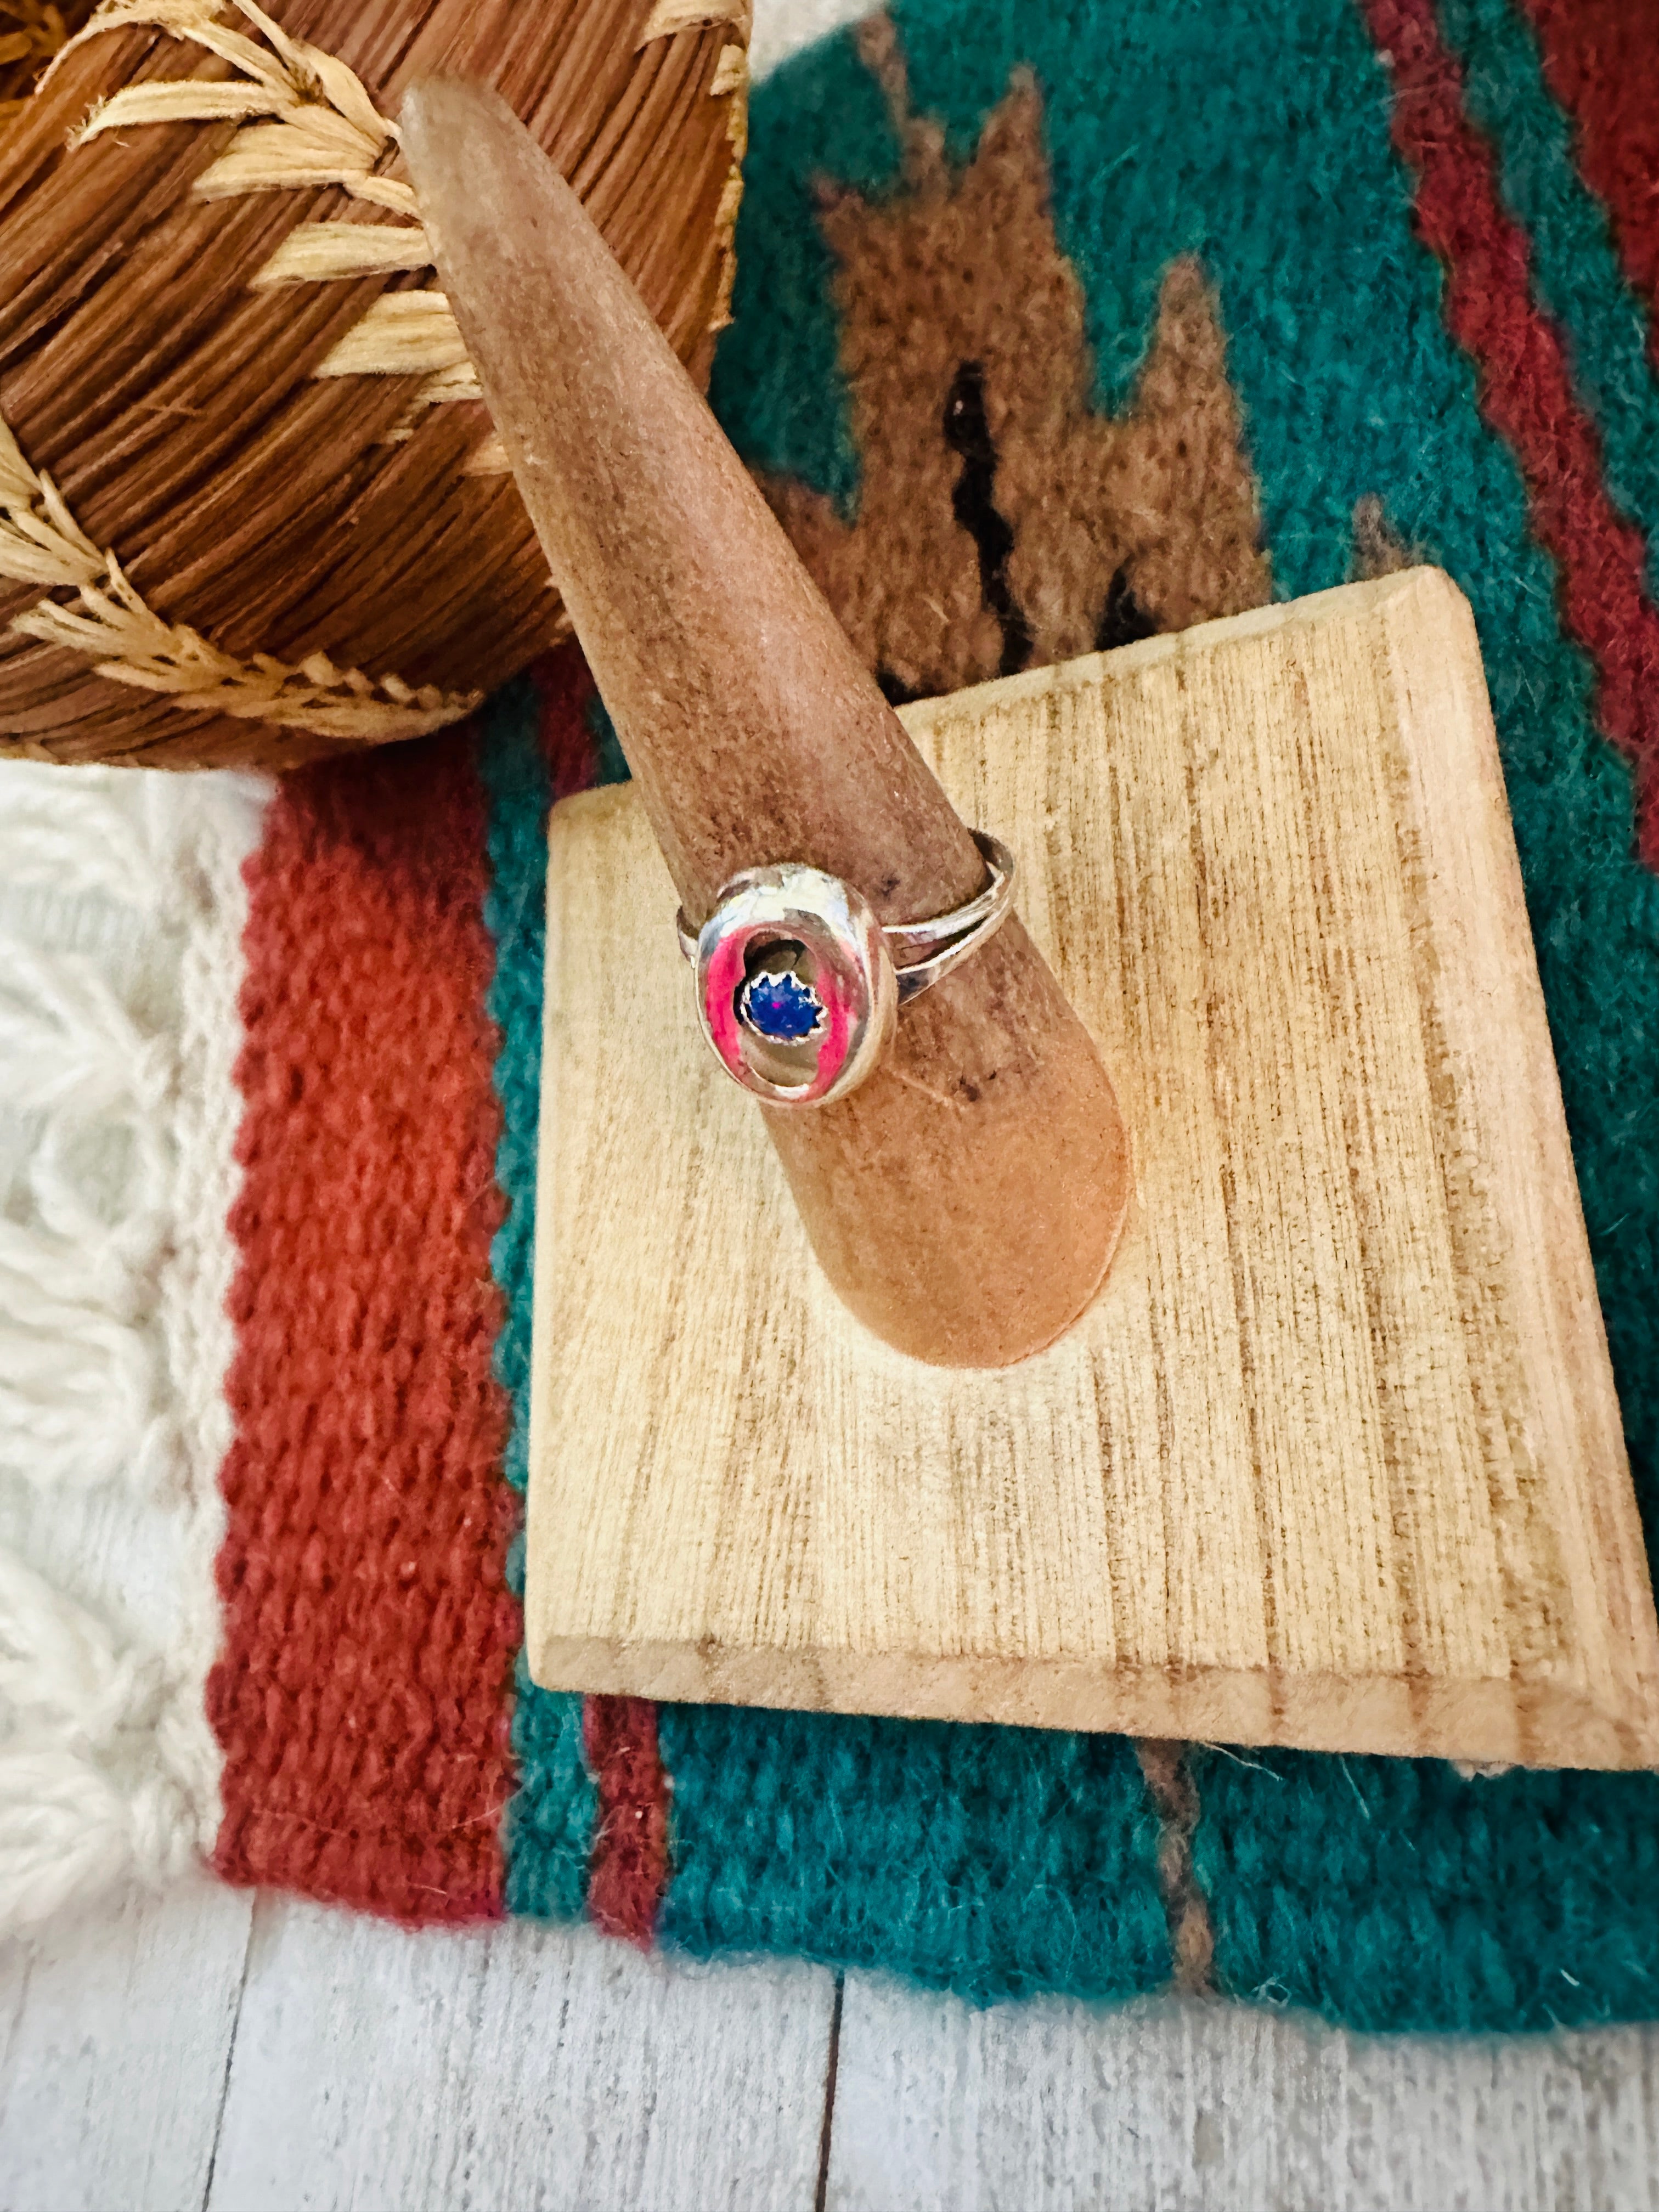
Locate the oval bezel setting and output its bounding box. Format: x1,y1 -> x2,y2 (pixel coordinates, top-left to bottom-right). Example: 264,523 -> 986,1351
692,864 -> 897,1105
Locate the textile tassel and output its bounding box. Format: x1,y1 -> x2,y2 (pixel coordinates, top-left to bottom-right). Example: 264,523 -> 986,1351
0,928 -> 179,1496
0,1555 -> 196,1932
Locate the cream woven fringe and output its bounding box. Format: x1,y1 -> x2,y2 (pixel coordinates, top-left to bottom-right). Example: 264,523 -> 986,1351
0,760 -> 267,1934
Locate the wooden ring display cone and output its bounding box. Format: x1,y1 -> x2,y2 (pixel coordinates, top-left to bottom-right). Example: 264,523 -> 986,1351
403,76 -> 1133,1374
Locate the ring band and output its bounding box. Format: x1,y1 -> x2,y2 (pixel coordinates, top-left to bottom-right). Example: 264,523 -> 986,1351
676,830 -> 1017,1107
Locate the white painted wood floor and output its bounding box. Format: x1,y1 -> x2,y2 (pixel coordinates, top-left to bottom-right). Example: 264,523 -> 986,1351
5,1874 -> 1659,2211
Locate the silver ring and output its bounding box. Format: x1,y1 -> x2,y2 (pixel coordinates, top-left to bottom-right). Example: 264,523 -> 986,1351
675,830 -> 1017,1107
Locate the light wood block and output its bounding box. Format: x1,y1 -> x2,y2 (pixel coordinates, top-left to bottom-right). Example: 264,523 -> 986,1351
525,568 -> 1659,1768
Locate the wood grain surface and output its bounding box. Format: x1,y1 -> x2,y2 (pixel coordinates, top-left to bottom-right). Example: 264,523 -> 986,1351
0,1883 -> 835,2212
207,1899 -> 834,2210
525,568 -> 1659,1767
0,1876 -> 253,2212
824,1973 -> 1659,2212
8,1877 -> 1659,2212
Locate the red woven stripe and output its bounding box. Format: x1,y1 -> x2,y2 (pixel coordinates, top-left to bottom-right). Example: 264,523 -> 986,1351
1361,0 -> 1659,865
1518,0 -> 1659,366
532,642 -> 601,788
583,1695 -> 670,1946
211,735 -> 520,1923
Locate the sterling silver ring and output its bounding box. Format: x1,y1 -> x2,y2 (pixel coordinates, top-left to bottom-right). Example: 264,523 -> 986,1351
675,830 -> 1017,1107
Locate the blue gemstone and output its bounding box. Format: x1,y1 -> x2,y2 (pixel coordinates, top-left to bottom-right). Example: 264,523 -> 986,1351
740,968 -> 825,1043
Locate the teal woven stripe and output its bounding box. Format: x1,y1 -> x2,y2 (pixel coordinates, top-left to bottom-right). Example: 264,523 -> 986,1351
477,682 -> 594,1923
657,1705 -> 1172,2002
1440,0 -> 1659,592
1190,1750 -> 1659,2034
708,27 -> 905,511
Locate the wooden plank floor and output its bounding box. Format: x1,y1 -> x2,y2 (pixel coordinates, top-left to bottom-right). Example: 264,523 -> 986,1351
5,1877 -> 1659,2211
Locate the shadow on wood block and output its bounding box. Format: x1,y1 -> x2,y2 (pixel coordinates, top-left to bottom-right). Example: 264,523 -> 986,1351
525,568 -> 1659,1769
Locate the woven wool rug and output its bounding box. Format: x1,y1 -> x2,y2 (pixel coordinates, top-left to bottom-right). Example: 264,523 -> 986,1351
4,0 -> 1659,2037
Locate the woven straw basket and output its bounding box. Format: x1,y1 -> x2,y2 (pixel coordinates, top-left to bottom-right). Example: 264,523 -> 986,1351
0,0 -> 749,768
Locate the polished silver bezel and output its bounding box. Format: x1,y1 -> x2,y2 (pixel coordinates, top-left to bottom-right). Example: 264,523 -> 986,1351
677,831 -> 1017,1108
690,863 -> 897,1107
